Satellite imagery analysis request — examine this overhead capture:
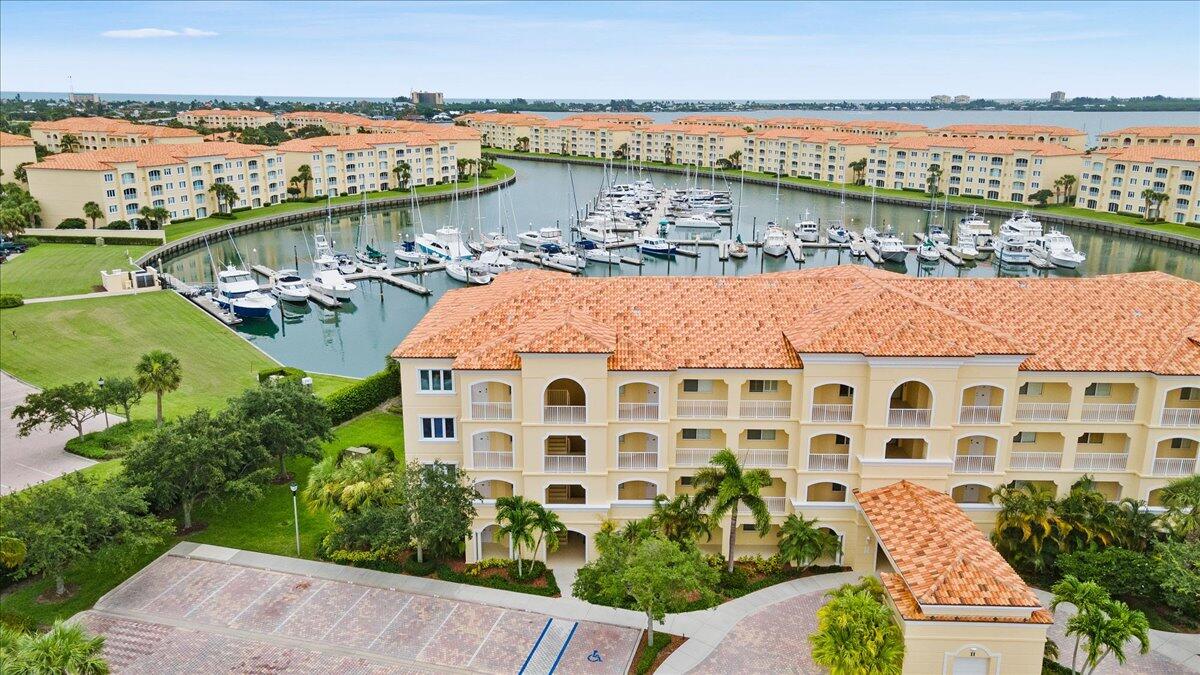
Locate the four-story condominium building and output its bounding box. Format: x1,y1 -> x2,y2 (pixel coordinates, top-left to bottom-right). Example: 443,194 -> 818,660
30,117 -> 202,152
1097,126 -> 1200,149
0,131 -> 37,180
1077,144 -> 1200,223
929,124 -> 1088,151
177,108 -> 277,129
392,266 -> 1200,569
278,132 -> 462,196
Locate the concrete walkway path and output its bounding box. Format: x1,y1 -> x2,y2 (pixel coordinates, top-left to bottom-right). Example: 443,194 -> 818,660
22,287 -> 157,304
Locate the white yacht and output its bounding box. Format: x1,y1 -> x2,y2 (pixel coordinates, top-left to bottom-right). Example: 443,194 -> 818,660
271,269 -> 311,303
538,242 -> 585,269
517,226 -> 565,248
826,222 -> 850,244
637,236 -> 677,257
417,227 -> 473,261
1000,210 -> 1043,243
728,234 -> 748,259
916,237 -> 941,262
927,225 -> 951,246
794,210 -> 819,242
310,269 -> 356,300
1028,230 -> 1086,269
475,249 -> 516,274
213,266 -> 277,319
949,230 -> 979,260
394,239 -> 429,265
578,223 -> 622,245
576,240 -> 621,264
675,214 -> 721,229
761,225 -> 788,257
481,231 -> 520,252
871,229 -> 908,263
445,260 -> 493,285
997,235 -> 1031,265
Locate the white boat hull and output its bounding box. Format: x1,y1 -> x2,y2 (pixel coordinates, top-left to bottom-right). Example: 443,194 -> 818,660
273,287 -> 310,303
1050,253 -> 1084,269
446,263 -> 492,284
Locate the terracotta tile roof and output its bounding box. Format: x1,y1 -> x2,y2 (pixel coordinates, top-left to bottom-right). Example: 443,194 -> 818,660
26,142 -> 273,171
183,108 -> 273,118
278,133 -> 437,152
884,136 -> 1081,157
752,128 -> 876,145
1092,146 -> 1200,163
0,131 -> 34,147
393,266 -> 1200,374
280,111 -> 372,126
636,124 -> 750,138
674,115 -> 759,126
31,117 -> 200,138
932,123 -> 1084,137
1101,126 -> 1200,137
881,574 -> 1053,624
855,481 -> 1047,620
561,113 -> 652,125
758,117 -> 843,129
457,112 -> 549,125
838,120 -> 928,132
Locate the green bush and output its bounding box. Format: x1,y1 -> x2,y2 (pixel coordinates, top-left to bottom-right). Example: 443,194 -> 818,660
324,362 -> 401,425
101,220 -> 131,230
402,558 -> 439,576
170,217 -> 195,224
57,218 -> 86,229
231,206 -> 252,213
1056,547 -> 1159,600
0,294 -> 24,309
64,419 -> 156,460
257,366 -> 308,384
14,237 -> 39,247
211,212 -> 237,220
1152,540 -> 1200,618
20,234 -> 160,245
634,632 -> 674,675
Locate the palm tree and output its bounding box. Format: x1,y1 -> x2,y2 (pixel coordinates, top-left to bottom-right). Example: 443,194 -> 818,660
663,143 -> 675,165
59,134 -> 82,153
849,158 -> 868,185
530,503 -> 566,567
1059,174 -> 1077,203
1,184 -> 41,231
1,621 -> 109,674
134,350 -> 182,427
810,579 -> 904,675
728,150 -> 742,169
0,206 -> 26,238
1051,576 -> 1111,673
392,161 -> 412,190
649,493 -> 710,544
1160,474 -> 1200,540
295,164 -> 313,197
693,449 -> 772,572
1053,176 -> 1066,203
1141,188 -> 1159,219
303,453 -> 400,513
925,163 -> 943,195
494,495 -> 538,576
778,513 -> 841,573
208,181 -> 239,214
614,142 -> 629,160
13,162 -> 30,183
990,481 -> 1068,573
1064,595 -> 1150,674
515,136 -> 530,152
138,205 -> 169,229
1112,497 -> 1165,551
1150,191 -> 1169,221
83,201 -> 103,228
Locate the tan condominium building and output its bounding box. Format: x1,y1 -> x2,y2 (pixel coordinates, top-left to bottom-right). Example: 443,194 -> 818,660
1077,145 -> 1200,223
25,142 -> 286,227
278,132 -> 462,196
833,119 -> 929,139
867,137 -> 1081,202
280,111 -> 481,163
529,119 -> 632,158
30,117 -> 202,152
177,108 -> 277,129
672,114 -> 758,129
1096,125 -> 1200,149
630,124 -> 747,167
559,113 -> 652,127
392,266 -> 1199,570
280,111 -> 375,135
742,129 -> 876,181
930,124 -> 1087,151
457,112 -> 550,150
0,132 -> 37,181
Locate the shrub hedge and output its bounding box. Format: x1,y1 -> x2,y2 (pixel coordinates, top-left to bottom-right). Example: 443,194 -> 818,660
257,366 -> 308,384
18,234 -> 161,245
325,362 -> 401,425
0,294 -> 24,309
57,218 -> 87,229
101,220 -> 132,230
211,212 -> 237,220
1056,547 -> 1159,599
64,419 -> 156,460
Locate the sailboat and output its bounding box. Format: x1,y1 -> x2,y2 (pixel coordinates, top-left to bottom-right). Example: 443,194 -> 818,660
729,233 -> 748,258
354,193 -> 388,270
395,187 -> 430,264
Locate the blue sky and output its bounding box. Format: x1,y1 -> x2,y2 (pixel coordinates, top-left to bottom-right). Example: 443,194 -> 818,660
2,1 -> 1197,99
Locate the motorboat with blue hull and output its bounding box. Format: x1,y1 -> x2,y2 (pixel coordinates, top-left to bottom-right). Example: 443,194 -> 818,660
214,266 -> 277,319
637,236 -> 678,257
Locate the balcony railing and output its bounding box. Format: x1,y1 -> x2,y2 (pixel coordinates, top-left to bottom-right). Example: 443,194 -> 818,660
618,402 -> 660,421
543,405 -> 586,424
677,448 -> 721,467
544,455 -> 586,473
1081,403 -> 1136,423
738,496 -> 789,516
617,451 -> 658,470
1009,452 -> 1063,470
954,455 -> 997,473
1161,408 -> 1200,427
741,449 -> 789,468
739,400 -> 792,419
1073,453 -> 1129,471
807,453 -> 850,472
887,408 -> 932,427
677,400 -> 728,418
471,401 -> 513,420
472,451 -> 514,469
810,403 -> 853,423
1153,457 -> 1198,476
1015,402 -> 1069,422
958,405 -> 1002,425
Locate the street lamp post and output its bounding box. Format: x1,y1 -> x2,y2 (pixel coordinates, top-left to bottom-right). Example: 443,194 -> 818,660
97,377 -> 109,429
289,482 -> 300,556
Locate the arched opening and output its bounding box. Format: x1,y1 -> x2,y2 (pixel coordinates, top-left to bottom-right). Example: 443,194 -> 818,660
959,385 -> 1004,424
471,431 -> 514,469
951,483 -> 994,505
1073,432 -> 1130,471
807,433 -> 851,471
815,527 -> 844,565
617,432 -> 659,469
469,381 -> 513,420
1089,481 -> 1123,501
1009,431 -> 1065,470
1152,437 -> 1199,476
1148,487 -> 1167,508
474,480 -> 514,500
884,438 -> 928,460
617,480 -> 657,501
617,382 -> 660,420
545,484 -> 586,505
544,435 -> 586,472
1161,386 -> 1200,426
953,435 -> 998,473
888,381 -> 932,426
1012,479 -> 1058,496
548,530 -> 587,568
806,481 -> 849,503
477,524 -> 510,560
544,378 -> 586,423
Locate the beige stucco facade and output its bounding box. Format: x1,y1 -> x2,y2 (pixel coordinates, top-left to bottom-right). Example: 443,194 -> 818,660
30,118 -> 202,152
178,109 -> 276,129
743,130 -> 874,181
630,126 -> 747,168
280,134 -> 462,196
1096,126 -> 1200,149
0,132 -> 37,181
930,125 -> 1088,151
1077,147 -> 1200,223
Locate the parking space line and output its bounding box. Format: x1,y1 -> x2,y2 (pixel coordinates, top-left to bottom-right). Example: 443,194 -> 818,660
13,462 -> 56,477
416,602 -> 460,660
269,580 -> 328,634
519,618 -> 554,674
137,560 -> 205,610
365,594 -> 415,650
547,622 -> 579,675
320,586 -> 371,642
183,569 -> 246,618
228,575 -> 284,626
465,609 -> 506,669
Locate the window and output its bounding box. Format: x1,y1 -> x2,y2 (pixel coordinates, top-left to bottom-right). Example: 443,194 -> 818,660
682,379 -> 714,393
748,380 -> 779,393
1170,438 -> 1189,449
103,173 -> 114,183
746,429 -> 777,441
741,524 -> 757,532
1013,431 -> 1037,444
837,384 -> 853,398
681,428 -> 712,440
834,434 -> 849,446
1018,382 -> 1044,396
1180,387 -> 1199,401
420,417 -> 456,440
1084,383 -> 1111,397
1079,432 -> 1104,445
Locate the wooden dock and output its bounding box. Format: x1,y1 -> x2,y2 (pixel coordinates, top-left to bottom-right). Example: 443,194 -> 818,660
251,264 -> 343,306
512,252 -> 581,274
785,233 -> 805,262
937,245 -> 964,266
848,233 -> 882,264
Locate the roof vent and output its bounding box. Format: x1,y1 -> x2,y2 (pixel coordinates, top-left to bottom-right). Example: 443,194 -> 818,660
1132,309 -> 1143,318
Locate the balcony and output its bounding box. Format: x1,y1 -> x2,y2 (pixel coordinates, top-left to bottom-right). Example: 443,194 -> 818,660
1015,403 -> 1069,422
1009,452 -> 1063,470
739,496 -> 789,516
807,453 -> 850,472
471,402 -> 513,420
1161,408 -> 1200,427
953,455 -> 997,473
677,400 -> 728,419
1081,404 -> 1136,423
958,405 -> 1002,425
677,447 -> 720,467
472,451 -> 514,470
618,451 -> 659,470
543,405 -> 586,424
1073,453 -> 1129,471
810,404 -> 853,423
741,449 -> 789,468
618,402 -> 660,421
544,455 -> 586,473
887,408 -> 932,427
739,400 -> 791,419
1153,457 -> 1198,476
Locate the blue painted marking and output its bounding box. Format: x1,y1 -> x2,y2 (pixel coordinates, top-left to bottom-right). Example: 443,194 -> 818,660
547,621 -> 579,674
518,618 -> 554,675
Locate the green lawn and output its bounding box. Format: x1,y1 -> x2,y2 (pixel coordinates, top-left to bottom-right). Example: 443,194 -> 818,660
0,291 -> 352,421
164,163 -> 517,242
322,410 -> 406,461
0,243 -> 157,299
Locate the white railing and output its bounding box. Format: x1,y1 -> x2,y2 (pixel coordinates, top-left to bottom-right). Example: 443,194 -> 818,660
1073,453 -> 1129,471
544,455 -> 587,473
953,455 -> 997,473
471,401 -> 513,420
617,452 -> 658,470
1081,403 -> 1136,423
1009,452 -> 1063,470
1153,457 -> 1198,476
807,453 -> 850,472
618,402 -> 660,421
739,400 -> 792,419
1161,408 -> 1200,427
1015,403 -> 1069,422
741,449 -> 789,468
676,448 -> 721,467
810,403 -> 853,423
472,451 -> 514,469
739,496 -> 789,516
677,400 -> 728,418
958,405 -> 1002,425
887,408 -> 932,427
543,405 -> 586,424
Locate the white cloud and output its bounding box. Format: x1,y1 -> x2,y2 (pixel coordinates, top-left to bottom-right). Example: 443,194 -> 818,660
102,27 -> 217,39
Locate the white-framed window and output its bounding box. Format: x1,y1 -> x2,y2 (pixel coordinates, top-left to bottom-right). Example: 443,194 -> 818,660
1013,431 -> 1037,444
1180,387 -> 1199,401
746,429 -> 777,441
418,369 -> 453,392
748,380 -> 779,393
1084,383 -> 1111,397
682,379 -> 714,393
1079,432 -> 1104,444
420,416 -> 456,440
1170,438 -> 1190,449
834,434 -> 849,445
1018,382 -> 1044,396
681,428 -> 712,440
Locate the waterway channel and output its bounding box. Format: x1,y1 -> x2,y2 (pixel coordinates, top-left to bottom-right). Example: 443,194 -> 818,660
162,158 -> 1200,377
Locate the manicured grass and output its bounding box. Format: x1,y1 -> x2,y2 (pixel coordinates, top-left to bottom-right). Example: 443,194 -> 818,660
164,164 -> 517,242
322,410 -> 406,460
0,243 -> 156,298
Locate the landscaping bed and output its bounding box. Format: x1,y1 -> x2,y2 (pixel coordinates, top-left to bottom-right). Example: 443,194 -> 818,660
682,555 -> 847,611
629,632 -> 686,675
64,420 -> 155,460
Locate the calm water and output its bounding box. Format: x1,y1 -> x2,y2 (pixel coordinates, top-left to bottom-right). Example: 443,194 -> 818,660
164,158 -> 1200,377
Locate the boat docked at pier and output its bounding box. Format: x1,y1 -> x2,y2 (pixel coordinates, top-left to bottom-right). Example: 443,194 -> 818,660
213,266 -> 277,319
271,269 -> 311,303
1028,230 -> 1086,269
417,227 -> 474,261
518,226 -> 566,248
445,260 -> 493,285
637,235 -> 677,257
871,227 -> 909,263
761,225 -> 788,257
794,210 -> 820,242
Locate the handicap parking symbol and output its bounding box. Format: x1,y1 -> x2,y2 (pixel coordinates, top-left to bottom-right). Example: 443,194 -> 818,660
587,649 -> 603,663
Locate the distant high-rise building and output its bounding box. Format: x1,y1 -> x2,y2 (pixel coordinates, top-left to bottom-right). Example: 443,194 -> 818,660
1050,91 -> 1067,103
410,91 -> 445,107
953,95 -> 972,104
930,94 -> 952,104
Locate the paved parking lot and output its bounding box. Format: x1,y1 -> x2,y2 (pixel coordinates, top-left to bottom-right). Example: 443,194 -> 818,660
81,554 -> 639,674
1,371 -> 100,495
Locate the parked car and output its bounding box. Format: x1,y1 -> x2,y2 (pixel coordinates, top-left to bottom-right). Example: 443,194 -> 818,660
0,238 -> 28,254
